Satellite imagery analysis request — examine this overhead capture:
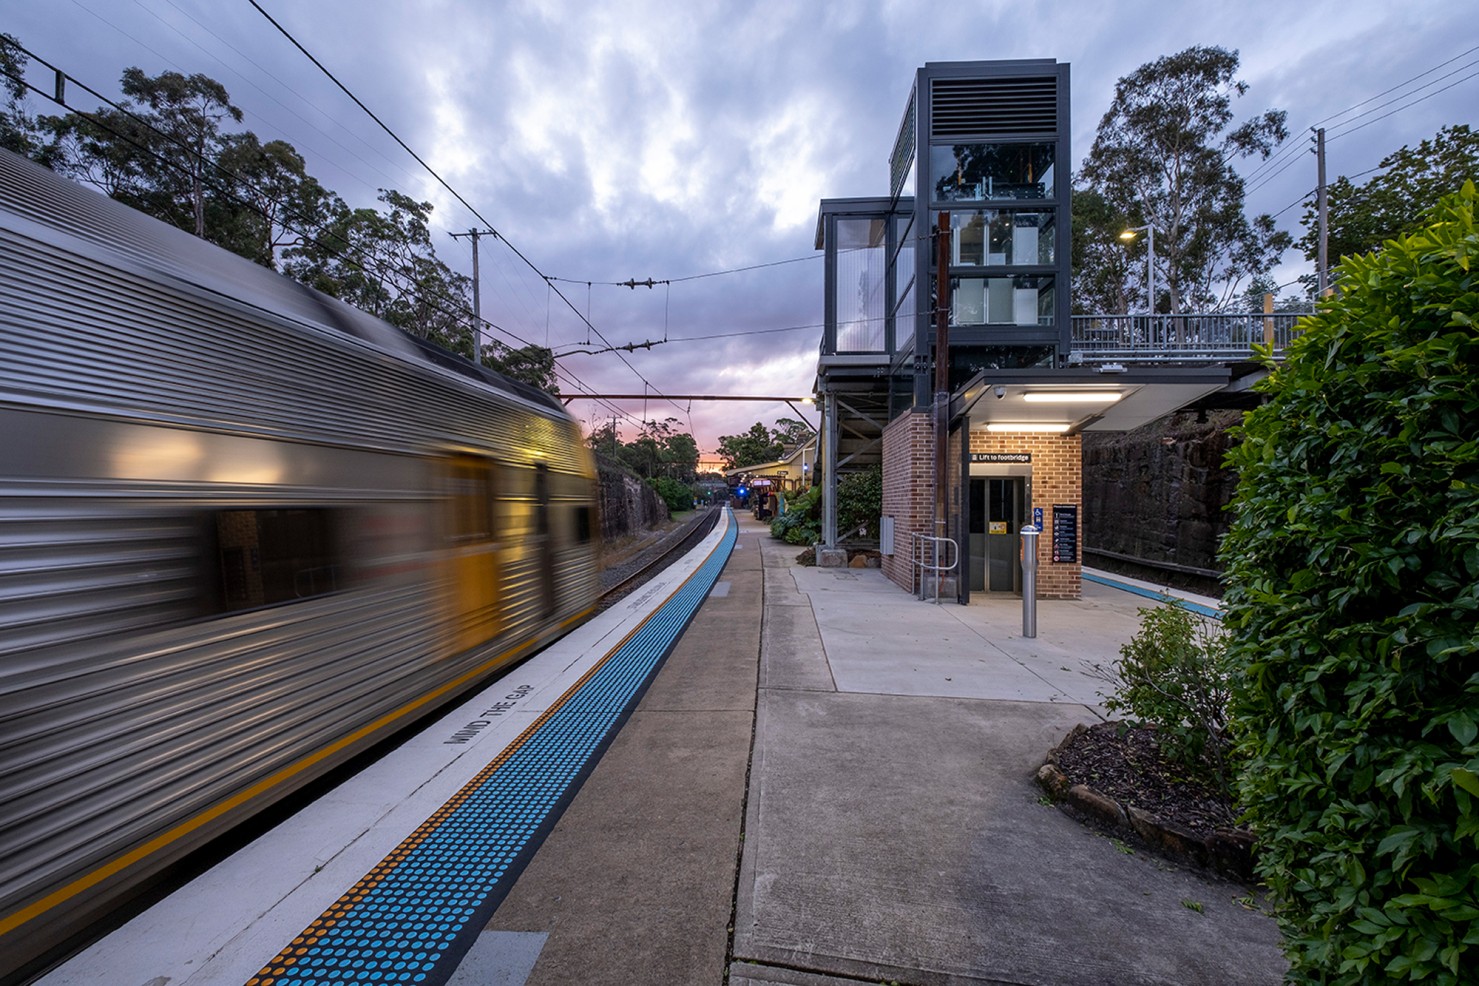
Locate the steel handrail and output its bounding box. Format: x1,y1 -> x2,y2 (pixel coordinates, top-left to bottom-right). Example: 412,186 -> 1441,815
910,532 -> 959,604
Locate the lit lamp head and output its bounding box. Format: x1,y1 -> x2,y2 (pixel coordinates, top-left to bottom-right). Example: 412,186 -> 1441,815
1118,229 -> 1138,241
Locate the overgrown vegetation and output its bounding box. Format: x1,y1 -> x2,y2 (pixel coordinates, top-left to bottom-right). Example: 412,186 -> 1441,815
1220,183 -> 1479,983
770,486 -> 821,545
768,466 -> 882,547
1087,603 -> 1232,793
646,475 -> 694,514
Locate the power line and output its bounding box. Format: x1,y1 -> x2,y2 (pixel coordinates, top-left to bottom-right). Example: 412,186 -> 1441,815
1242,43 -> 1479,191
1326,66 -> 1479,145
70,0 -> 548,336
247,1 -> 688,419
131,0 -> 425,204
1314,44 -> 1479,129
3,43 -> 544,358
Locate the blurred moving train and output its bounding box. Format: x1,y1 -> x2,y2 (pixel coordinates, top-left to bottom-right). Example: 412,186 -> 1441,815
0,148 -> 599,980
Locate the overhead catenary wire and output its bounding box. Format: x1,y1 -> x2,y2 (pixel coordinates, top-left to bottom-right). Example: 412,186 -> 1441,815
71,0 -> 423,201
2,43 -> 547,359
5,43 -> 655,427
246,0 -> 689,419
9,39 -> 832,385
66,0 -> 547,335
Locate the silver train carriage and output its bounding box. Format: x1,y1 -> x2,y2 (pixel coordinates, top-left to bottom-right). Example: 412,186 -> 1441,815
0,149 -> 599,979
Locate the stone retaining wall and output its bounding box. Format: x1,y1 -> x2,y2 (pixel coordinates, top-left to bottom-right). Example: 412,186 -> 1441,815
1081,411 -> 1242,577
595,456 -> 669,541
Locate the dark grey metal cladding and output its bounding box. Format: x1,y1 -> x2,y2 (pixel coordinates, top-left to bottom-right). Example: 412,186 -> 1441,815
929,76 -> 1059,138
908,60 -> 1072,406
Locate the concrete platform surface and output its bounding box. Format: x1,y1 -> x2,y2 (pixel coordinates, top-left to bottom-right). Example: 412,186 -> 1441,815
730,521 -> 1286,985
487,512 -> 1285,985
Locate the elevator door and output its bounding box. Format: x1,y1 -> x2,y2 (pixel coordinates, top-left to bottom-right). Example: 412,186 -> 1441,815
981,477 -> 1024,593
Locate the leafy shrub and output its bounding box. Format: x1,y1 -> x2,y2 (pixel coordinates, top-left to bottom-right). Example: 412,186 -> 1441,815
1220,183 -> 1479,983
1089,603 -> 1231,792
837,464 -> 882,540
645,476 -> 692,514
767,466 -> 883,547
771,486 -> 821,545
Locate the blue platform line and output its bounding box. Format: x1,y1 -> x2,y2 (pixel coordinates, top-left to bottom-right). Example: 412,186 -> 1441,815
245,509 -> 738,986
1082,570 -> 1222,620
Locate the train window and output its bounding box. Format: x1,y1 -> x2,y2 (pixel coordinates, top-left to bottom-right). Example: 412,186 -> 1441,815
534,464 -> 550,536
213,508 -> 340,611
448,457 -> 496,543
574,506 -> 593,543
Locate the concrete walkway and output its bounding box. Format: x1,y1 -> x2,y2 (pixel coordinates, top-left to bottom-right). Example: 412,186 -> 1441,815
488,511 -> 1288,984
732,516 -> 1285,984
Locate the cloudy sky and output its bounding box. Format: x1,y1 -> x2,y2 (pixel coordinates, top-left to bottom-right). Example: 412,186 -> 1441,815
5,1 -> 1475,459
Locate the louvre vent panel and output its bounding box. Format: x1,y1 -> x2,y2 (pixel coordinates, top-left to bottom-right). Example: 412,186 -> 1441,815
930,78 -> 1058,139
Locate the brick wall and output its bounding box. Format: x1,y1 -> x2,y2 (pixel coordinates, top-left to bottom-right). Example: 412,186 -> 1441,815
881,411 -> 934,591
969,430 -> 1082,599
882,416 -> 1084,599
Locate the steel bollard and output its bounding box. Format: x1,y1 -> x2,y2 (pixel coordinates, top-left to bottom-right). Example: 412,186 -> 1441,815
1020,525 -> 1040,638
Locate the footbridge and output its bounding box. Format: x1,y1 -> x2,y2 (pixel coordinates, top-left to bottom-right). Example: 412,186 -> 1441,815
816,310 -> 1309,483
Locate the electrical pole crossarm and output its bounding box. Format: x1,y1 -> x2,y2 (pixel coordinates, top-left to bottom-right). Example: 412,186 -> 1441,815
451,228 -> 496,361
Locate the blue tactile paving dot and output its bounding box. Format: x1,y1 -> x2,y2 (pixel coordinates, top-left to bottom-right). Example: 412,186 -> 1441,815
246,512 -> 737,986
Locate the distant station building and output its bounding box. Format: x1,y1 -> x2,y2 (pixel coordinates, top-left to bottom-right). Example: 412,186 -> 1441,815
813,59 -> 1230,600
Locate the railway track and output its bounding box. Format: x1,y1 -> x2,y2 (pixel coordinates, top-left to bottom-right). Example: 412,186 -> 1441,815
597,506 -> 722,608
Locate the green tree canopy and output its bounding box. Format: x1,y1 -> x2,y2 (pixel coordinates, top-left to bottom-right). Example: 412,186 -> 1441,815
284,188 -> 474,353
1070,185 -> 1135,314
484,342 -> 557,395
585,417 -> 700,482
770,416 -> 813,452
0,34 -> 45,158
717,422 -> 784,471
212,133 -> 333,269
1079,45 -> 1291,313
1301,124 -> 1479,272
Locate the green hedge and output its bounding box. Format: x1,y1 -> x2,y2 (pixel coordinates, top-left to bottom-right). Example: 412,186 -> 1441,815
1220,183 -> 1479,983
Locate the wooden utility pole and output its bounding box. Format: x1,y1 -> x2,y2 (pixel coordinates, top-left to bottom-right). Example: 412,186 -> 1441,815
451,228 -> 495,360
1315,128 -> 1329,297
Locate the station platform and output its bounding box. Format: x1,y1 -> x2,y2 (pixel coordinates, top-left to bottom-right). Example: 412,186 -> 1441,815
40,509 -> 1287,986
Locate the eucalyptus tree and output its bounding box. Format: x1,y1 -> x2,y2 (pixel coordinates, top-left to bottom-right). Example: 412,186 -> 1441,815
213,133 -> 333,269
717,422 -> 783,471
0,33 -> 44,158
113,68 -> 243,239
1079,45 -> 1290,313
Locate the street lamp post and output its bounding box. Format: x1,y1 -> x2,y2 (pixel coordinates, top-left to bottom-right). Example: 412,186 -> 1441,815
1118,224 -> 1155,316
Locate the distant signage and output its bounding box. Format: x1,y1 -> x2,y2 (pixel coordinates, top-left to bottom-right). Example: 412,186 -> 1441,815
1052,504 -> 1078,563
970,453 -> 1032,463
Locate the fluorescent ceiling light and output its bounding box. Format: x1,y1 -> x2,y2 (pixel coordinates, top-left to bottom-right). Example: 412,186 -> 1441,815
1021,391 -> 1124,403
985,422 -> 1071,433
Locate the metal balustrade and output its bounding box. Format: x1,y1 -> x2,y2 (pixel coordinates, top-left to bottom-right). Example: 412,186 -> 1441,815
1069,312 -> 1310,364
